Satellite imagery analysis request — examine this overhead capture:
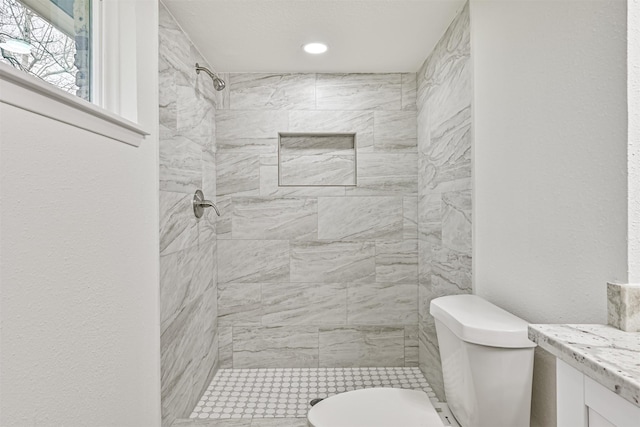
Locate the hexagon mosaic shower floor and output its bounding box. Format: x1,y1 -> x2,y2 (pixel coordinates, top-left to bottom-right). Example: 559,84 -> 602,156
189,367 -> 458,425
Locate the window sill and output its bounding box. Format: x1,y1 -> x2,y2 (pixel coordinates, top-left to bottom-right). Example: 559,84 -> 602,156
0,63 -> 149,147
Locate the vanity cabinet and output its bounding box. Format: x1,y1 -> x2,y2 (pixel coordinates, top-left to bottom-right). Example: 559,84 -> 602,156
557,360 -> 640,427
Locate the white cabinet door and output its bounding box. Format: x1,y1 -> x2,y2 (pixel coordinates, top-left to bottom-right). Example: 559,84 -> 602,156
556,359 -> 640,427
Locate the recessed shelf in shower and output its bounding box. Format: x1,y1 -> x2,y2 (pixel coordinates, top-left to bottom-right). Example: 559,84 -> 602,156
278,132 -> 357,187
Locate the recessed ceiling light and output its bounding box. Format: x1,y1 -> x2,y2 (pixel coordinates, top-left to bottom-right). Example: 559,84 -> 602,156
303,43 -> 328,54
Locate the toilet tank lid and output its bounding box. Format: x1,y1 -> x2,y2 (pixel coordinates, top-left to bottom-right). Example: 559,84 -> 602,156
430,295 -> 536,348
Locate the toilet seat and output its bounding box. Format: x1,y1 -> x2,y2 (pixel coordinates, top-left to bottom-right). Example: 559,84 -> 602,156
307,388 -> 444,427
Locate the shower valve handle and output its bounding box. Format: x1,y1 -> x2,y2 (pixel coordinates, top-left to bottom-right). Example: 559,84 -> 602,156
193,190 -> 220,218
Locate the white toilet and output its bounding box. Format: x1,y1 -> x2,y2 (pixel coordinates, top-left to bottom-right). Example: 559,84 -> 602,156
307,294 -> 536,427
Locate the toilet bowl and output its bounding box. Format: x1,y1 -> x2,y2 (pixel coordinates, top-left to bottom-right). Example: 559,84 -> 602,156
307,387 -> 444,427
307,295 -> 536,427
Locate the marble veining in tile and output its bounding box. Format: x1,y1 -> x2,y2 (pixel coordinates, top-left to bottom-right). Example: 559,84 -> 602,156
319,327 -> 405,367
160,244 -> 214,332
218,240 -> 290,284
375,240 -> 419,283
233,326 -> 319,368
217,282 -> 263,327
401,73 -> 417,111
290,241 -> 375,283
232,197 -> 318,240
230,73 -> 316,110
216,110 -> 288,140
262,282 -> 347,326
160,133 -> 203,194
160,191 -> 200,256
316,74 -> 402,111
216,153 -> 260,197
318,197 -> 403,240
260,165 -> 347,197
288,110 -> 374,152
347,283 -> 418,325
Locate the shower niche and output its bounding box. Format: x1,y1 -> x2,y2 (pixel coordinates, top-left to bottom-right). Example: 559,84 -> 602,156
278,133 -> 357,187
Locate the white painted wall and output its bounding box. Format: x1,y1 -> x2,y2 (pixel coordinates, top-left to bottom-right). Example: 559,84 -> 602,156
470,0 -> 627,425
629,0 -> 640,283
0,1 -> 161,425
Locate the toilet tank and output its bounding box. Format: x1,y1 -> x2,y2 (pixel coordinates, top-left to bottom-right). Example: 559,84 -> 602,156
430,295 -> 536,427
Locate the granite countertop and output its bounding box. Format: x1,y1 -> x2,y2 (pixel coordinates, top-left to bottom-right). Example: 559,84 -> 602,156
528,324 -> 640,408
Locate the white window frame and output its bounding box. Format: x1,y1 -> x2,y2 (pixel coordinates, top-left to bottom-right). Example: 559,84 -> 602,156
0,0 -> 149,146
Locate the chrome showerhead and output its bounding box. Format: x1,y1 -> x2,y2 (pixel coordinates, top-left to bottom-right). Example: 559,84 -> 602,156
195,63 -> 226,91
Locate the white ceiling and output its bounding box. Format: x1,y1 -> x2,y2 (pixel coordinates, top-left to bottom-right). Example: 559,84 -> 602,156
161,0 -> 465,73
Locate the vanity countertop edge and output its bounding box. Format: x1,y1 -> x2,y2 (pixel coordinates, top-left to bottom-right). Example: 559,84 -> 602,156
528,324 -> 640,408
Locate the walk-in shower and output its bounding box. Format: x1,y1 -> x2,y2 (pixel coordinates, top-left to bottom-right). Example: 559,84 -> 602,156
195,63 -> 226,91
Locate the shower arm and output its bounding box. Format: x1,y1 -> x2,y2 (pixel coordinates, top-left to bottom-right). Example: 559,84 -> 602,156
195,63 -> 216,79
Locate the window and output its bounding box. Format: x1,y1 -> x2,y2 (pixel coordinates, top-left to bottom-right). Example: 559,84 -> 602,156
0,0 -> 150,146
0,0 -> 92,101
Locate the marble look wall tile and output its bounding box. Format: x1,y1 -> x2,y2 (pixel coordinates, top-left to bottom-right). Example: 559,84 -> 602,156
262,282 -> 347,326
431,246 -> 472,294
375,240 -> 418,283
260,154 -> 278,166
316,74 -> 402,111
318,197 -> 403,240
404,196 -> 418,240
230,73 -> 316,110
288,111 -> 374,152
401,73 -> 417,111
441,190 -> 472,253
216,110 -> 288,139
160,244 -> 214,332
280,153 -> 356,186
159,191 -> 199,256
159,5 -> 191,72
374,111 -> 417,150
417,3 -> 470,112
199,150 -> 217,246
346,153 -> 417,196
347,283 -> 417,325
418,192 -> 442,244
418,241 -> 433,287
405,325 -> 419,367
190,287 -> 219,402
290,241 -> 375,283
161,297 -> 200,425
346,176 -> 417,197
159,63 -> 177,130
218,240 -> 290,283
418,315 -> 444,400
232,197 -> 318,240
358,153 -> 418,177
217,138 -> 278,154
217,282 -> 263,327
177,87 -> 215,149
159,133 -> 202,193
260,165 -> 347,197
214,197 -> 232,239
319,326 -> 404,367
423,106 -> 472,187
233,326 -> 319,368
219,326 -> 233,369
216,153 -> 260,197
